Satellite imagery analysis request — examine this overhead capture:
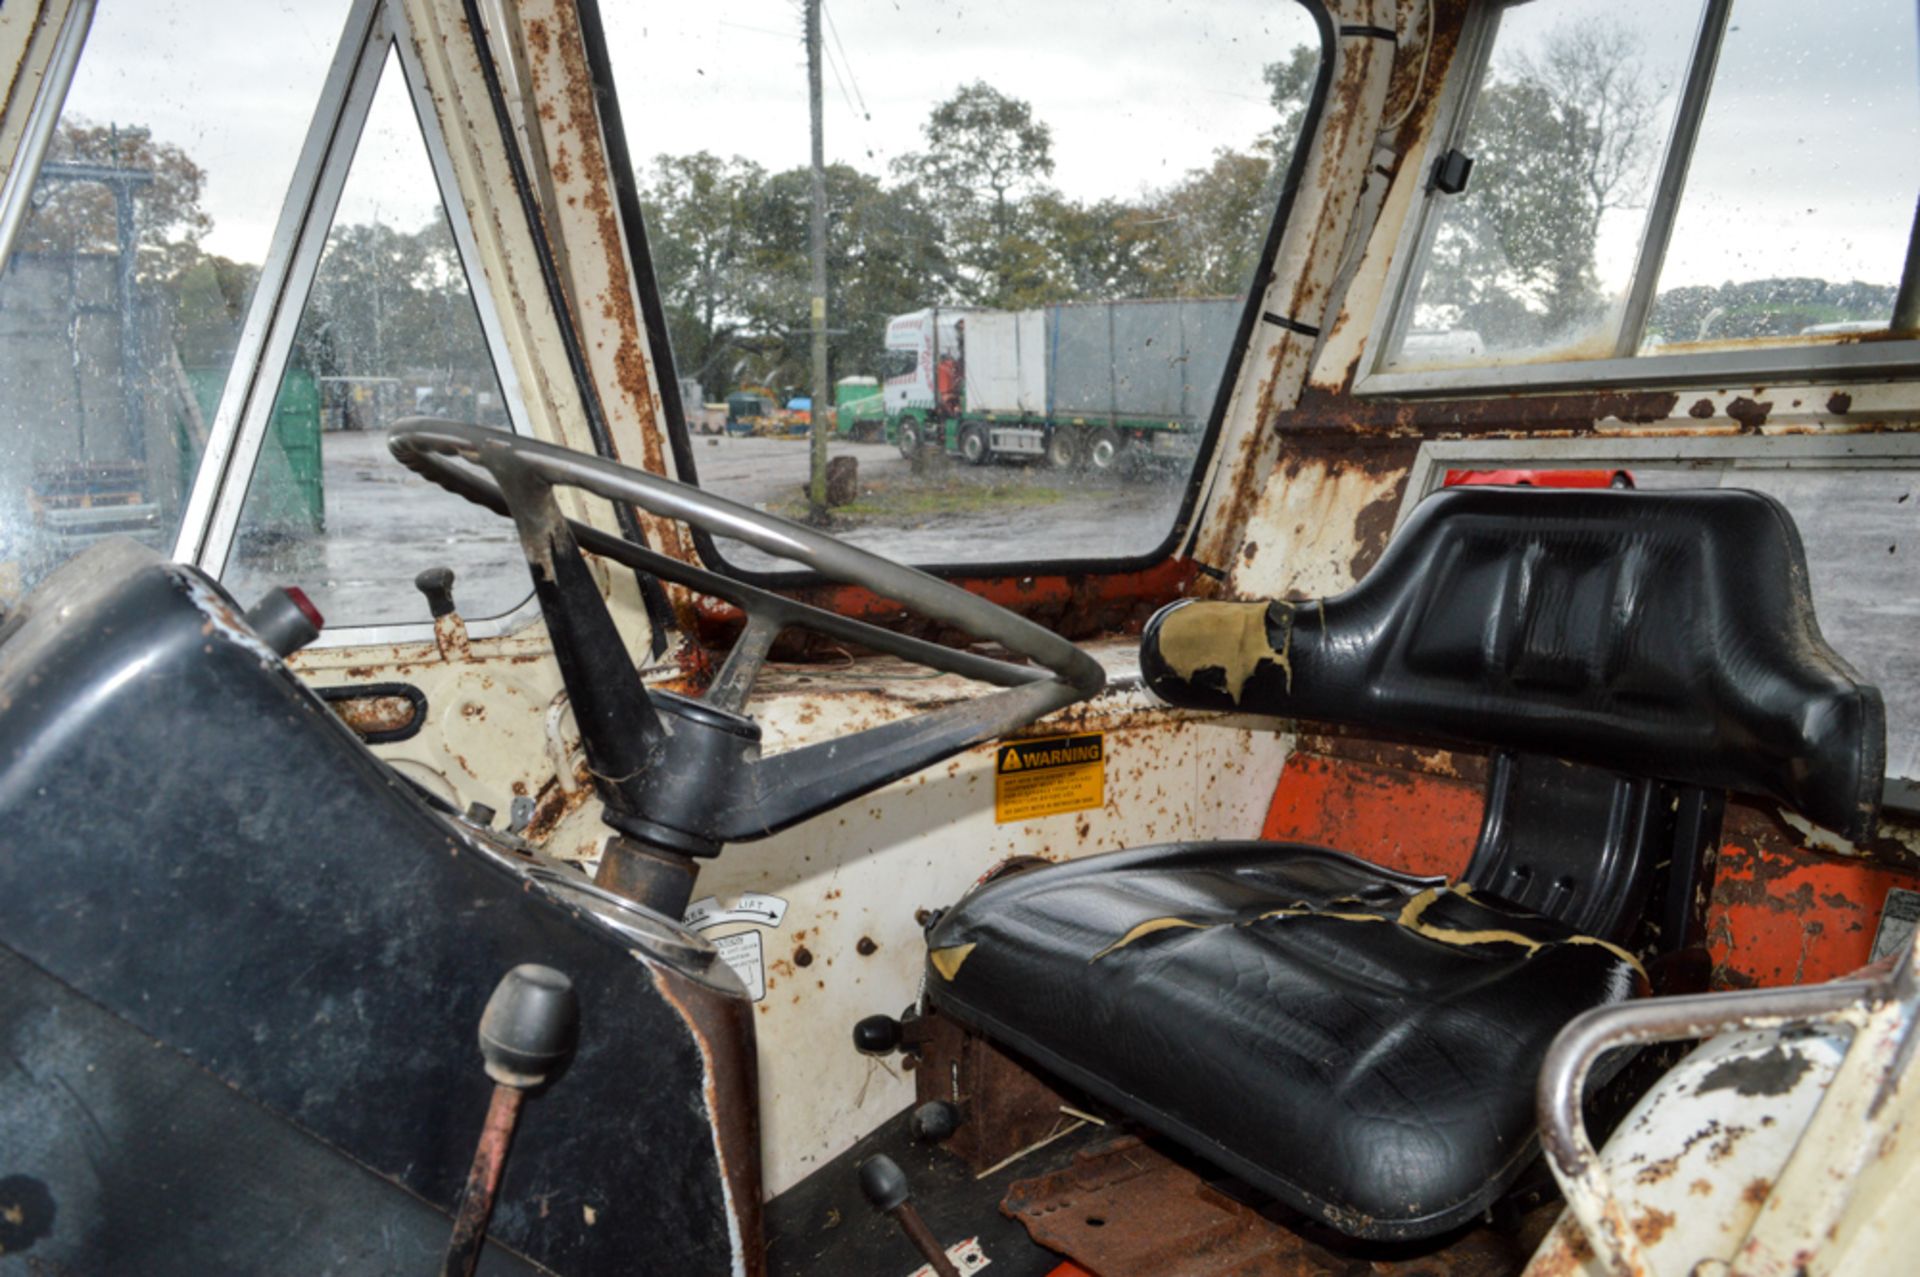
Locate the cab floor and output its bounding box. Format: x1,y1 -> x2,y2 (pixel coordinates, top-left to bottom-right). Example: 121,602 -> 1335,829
765,1107 -> 1107,1277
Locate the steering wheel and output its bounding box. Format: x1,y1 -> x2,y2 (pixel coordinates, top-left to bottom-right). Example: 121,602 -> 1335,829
388,420 -> 1104,910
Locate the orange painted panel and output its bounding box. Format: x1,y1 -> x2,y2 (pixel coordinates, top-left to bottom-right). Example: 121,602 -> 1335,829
1260,752 -> 1482,880
1259,752 -> 1920,991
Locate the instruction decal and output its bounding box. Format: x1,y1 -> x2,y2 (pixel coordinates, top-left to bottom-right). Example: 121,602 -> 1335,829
994,732 -> 1105,824
711,931 -> 767,1002
1872,887 -> 1920,963
683,892 -> 789,932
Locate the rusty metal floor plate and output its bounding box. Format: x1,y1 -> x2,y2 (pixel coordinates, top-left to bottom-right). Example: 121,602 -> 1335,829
1002,1137 -> 1543,1277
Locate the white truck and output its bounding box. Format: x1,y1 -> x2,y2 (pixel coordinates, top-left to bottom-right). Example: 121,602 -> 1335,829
873,298 -> 1238,471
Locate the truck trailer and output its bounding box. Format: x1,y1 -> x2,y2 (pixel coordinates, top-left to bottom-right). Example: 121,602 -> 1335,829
873,298 -> 1237,472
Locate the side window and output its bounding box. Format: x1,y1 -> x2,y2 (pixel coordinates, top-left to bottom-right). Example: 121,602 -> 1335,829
0,1 -> 349,606
1376,0 -> 1920,381
219,47 -> 529,630
597,2 -> 1325,572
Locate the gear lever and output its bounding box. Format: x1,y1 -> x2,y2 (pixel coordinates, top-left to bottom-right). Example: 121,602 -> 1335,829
440,965 -> 580,1277
859,1154 -> 963,1277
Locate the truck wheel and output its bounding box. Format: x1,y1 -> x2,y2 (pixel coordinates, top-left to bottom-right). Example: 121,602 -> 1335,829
1046,428 -> 1081,470
1086,428 -> 1123,473
959,423 -> 990,466
896,420 -> 921,458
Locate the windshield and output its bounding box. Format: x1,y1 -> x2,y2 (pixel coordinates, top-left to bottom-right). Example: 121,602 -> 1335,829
599,0 -> 1323,573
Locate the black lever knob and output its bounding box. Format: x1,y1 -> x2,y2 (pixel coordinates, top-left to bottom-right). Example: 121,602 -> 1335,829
859,1153 -> 911,1213
441,966 -> 580,1277
416,566 -> 458,619
853,1014 -> 903,1055
910,1101 -> 961,1143
859,1155 -> 961,1277
477,964 -> 579,1088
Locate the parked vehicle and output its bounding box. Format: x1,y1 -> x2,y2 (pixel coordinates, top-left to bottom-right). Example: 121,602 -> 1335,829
877,299 -> 1235,472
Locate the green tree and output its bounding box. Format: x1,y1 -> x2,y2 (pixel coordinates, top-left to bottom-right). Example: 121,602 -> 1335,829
294,218 -> 491,387
895,82 -> 1055,306
638,151 -> 769,398
1262,44 -> 1318,172
741,164 -> 956,389
1139,148 -> 1280,298
1418,18 -> 1664,346
17,119 -> 212,282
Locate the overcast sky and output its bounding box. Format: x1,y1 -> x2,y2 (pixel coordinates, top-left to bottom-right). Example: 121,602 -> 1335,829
42,1 -> 1920,299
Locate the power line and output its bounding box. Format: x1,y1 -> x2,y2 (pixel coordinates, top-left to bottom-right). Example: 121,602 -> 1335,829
822,34 -> 861,125
822,1 -> 871,121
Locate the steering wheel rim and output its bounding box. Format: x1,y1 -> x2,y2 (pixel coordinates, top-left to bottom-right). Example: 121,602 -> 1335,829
389,419 -> 1104,699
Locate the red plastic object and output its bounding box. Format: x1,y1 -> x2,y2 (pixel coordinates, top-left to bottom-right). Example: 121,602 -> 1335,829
1443,468 -> 1633,489
282,586 -> 325,631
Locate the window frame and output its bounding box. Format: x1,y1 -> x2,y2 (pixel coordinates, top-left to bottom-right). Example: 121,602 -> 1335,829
0,0 -> 559,649
1358,0 -> 1920,400
581,0 -> 1339,588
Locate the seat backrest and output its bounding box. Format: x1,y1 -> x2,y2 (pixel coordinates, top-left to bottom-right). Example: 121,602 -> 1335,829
1142,487 -> 1885,845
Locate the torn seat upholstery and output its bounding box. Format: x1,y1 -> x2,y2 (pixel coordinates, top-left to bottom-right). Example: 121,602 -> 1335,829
924,487 -> 1884,1240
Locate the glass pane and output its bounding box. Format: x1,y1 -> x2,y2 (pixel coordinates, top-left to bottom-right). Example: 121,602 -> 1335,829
1383,0 -> 1699,371
0,0 -> 349,607
221,49 -> 528,628
601,0 -> 1320,571
1439,464 -> 1920,783
1643,0 -> 1920,352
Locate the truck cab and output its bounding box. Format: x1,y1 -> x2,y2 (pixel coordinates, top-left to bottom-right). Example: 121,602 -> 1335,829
2,2 -> 1919,1275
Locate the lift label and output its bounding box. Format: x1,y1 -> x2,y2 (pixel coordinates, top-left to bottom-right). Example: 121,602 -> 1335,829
995,732 -> 1105,824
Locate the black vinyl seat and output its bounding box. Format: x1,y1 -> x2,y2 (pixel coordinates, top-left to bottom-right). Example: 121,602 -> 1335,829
924,487 -> 1884,1240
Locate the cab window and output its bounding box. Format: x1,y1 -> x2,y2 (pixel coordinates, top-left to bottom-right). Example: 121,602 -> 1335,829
0,1 -> 349,605
1370,0 -> 1920,390
596,0 -> 1325,574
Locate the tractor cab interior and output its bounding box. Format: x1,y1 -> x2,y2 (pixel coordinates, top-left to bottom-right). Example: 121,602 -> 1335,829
2,1 -> 1919,1276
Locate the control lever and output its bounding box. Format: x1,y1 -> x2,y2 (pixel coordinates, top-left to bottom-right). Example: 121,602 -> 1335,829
417,566 -> 470,658
858,1154 -> 963,1277
416,566 -> 458,618
440,965 -> 580,1277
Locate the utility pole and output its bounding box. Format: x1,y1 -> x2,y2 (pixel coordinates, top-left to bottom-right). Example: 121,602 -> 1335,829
805,0 -> 831,524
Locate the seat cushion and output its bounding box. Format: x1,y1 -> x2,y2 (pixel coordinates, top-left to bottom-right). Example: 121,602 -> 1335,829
924,842 -> 1646,1240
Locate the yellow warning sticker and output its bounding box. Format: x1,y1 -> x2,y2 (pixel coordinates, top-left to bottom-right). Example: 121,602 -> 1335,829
994,732 -> 1105,824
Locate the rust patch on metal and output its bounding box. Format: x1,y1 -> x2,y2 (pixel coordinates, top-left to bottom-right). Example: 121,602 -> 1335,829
1827,392 -> 1854,415
1726,397 -> 1773,429
330,693 -> 418,738
522,1 -> 691,566
1689,398 -> 1716,419
1349,470 -> 1411,580
650,960 -> 765,1276
520,767 -> 596,845
856,936 -> 879,956
914,1008 -> 1077,1176
1284,386 -> 1683,436
1743,1176 -> 1773,1205
1631,1207 -> 1675,1247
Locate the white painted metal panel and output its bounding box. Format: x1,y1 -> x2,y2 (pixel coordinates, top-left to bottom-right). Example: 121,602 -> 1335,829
1015,306 -> 1047,412
964,310 -> 1023,413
